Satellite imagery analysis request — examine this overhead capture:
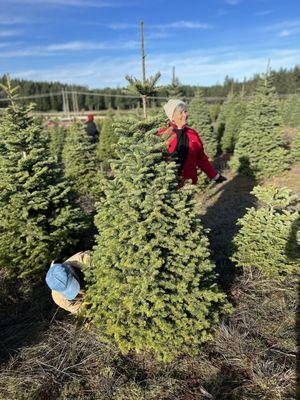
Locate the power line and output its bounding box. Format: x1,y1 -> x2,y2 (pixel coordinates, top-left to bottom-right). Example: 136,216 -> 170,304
0,90 -> 298,103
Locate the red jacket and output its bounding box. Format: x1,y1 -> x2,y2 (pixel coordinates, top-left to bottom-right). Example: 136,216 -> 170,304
157,122 -> 217,184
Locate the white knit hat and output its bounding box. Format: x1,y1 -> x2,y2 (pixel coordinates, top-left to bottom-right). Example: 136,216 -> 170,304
163,99 -> 186,121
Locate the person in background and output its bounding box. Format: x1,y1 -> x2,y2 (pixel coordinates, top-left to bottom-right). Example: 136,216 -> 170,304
158,99 -> 227,186
85,114 -> 99,144
45,251 -> 91,314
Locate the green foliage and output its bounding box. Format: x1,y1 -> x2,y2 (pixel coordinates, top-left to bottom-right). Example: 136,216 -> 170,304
188,89 -> 218,159
208,102 -> 221,123
232,185 -> 299,280
48,123 -> 66,162
125,73 -> 161,97
230,73 -> 291,179
291,131 -> 300,163
283,94 -> 300,128
215,91 -> 235,141
0,79 -> 85,281
83,118 -> 229,361
221,93 -> 247,152
62,122 -> 99,196
97,118 -> 118,165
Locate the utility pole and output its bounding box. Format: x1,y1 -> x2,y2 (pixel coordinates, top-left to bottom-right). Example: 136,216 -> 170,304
62,89 -> 70,117
172,66 -> 176,85
140,20 -> 147,119
72,90 -> 79,116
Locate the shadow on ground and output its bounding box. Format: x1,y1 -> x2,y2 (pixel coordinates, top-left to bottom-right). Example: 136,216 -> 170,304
201,155 -> 256,292
0,278 -> 64,365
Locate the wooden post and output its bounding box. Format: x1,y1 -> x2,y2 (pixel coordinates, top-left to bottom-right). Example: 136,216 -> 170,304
140,20 -> 147,119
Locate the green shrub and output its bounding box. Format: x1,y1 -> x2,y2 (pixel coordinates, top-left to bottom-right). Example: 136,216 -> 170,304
231,185 -> 299,280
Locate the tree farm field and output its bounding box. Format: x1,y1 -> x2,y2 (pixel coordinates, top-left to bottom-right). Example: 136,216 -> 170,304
0,75 -> 299,399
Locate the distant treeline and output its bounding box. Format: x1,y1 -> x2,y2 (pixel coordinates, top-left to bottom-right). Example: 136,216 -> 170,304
0,65 -> 299,112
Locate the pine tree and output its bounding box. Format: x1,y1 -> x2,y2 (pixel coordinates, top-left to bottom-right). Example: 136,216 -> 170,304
231,185 -> 299,281
48,123 -> 66,162
291,131 -> 300,163
283,94 -> 300,128
97,118 -> 117,167
221,93 -> 247,152
0,79 -> 85,281
230,73 -> 290,179
62,122 -> 99,196
215,91 -> 235,142
188,89 -> 217,159
167,68 -> 183,99
83,118 -> 229,361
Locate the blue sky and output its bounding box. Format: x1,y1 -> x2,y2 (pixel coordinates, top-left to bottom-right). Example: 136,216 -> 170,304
0,0 -> 299,88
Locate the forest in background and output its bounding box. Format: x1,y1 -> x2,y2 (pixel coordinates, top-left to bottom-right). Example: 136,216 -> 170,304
0,65 -> 299,112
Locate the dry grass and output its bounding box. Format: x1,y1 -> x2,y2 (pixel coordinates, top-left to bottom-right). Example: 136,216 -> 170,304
0,156 -> 298,399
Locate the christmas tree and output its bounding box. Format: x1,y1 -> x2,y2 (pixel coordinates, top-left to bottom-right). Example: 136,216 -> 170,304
291,131 -> 300,163
167,67 -> 184,99
62,122 -> 99,196
97,117 -> 117,168
83,118 -> 229,361
215,91 -> 235,142
232,185 -> 299,281
0,79 -> 85,281
188,89 -> 217,159
230,73 -> 290,179
48,123 -> 66,162
283,94 -> 300,128
221,92 -> 246,152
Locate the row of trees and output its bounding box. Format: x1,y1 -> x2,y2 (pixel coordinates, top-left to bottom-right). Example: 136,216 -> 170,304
0,68 -> 299,361
0,65 -> 299,112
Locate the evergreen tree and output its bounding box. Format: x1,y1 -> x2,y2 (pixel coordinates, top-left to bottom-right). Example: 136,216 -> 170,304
291,131 -> 300,163
97,118 -> 117,167
283,94 -> 300,128
232,185 -> 299,281
83,118 -> 229,361
0,79 -> 85,281
48,123 -> 66,162
230,73 -> 290,179
215,91 -> 235,142
188,89 -> 217,159
221,93 -> 247,152
167,68 -> 183,99
62,122 -> 99,196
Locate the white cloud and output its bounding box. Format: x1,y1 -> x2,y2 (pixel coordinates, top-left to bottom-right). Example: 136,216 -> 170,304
4,0 -> 124,8
0,17 -> 29,25
224,0 -> 241,5
263,20 -> 300,38
162,21 -> 212,29
253,10 -> 274,17
279,30 -> 291,37
0,40 -> 139,57
46,40 -> 139,51
0,29 -> 21,37
108,23 -> 138,29
102,20 -> 212,31
9,46 -> 300,88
